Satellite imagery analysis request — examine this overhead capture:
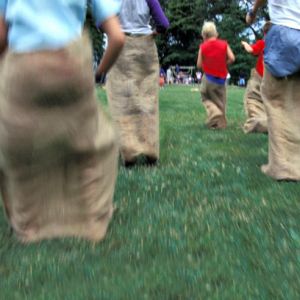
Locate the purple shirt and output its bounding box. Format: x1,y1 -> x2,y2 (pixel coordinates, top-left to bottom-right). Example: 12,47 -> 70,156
146,0 -> 169,33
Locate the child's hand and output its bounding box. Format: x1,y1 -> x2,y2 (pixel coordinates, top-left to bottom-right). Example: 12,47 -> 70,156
241,41 -> 253,53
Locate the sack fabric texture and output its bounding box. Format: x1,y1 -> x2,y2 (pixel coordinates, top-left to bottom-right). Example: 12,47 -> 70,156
200,74 -> 227,129
261,69 -> 300,180
106,35 -> 159,163
243,68 -> 268,133
0,34 -> 118,242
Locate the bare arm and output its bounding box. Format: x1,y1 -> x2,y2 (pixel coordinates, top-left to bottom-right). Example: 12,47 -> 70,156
246,0 -> 267,24
227,45 -> 235,65
96,16 -> 125,76
0,16 -> 7,55
241,41 -> 253,53
196,48 -> 202,69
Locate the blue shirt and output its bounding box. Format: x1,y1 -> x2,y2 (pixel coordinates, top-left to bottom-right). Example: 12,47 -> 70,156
0,0 -> 120,53
264,24 -> 300,77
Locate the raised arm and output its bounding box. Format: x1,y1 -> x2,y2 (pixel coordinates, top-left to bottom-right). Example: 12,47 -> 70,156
241,41 -> 253,53
246,0 -> 267,24
146,0 -> 169,33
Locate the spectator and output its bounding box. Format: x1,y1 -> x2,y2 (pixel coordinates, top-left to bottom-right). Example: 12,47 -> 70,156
159,74 -> 165,88
238,74 -> 246,87
160,66 -> 166,78
195,71 -> 202,84
226,73 -> 231,85
166,67 -> 173,84
175,64 -> 180,75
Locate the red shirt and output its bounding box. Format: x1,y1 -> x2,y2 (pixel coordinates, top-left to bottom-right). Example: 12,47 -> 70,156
251,39 -> 265,77
200,39 -> 228,79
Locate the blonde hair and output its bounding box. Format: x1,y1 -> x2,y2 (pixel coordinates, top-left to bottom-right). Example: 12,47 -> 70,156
201,21 -> 218,39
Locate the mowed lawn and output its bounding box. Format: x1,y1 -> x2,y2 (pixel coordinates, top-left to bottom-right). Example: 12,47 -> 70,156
1,85 -> 300,299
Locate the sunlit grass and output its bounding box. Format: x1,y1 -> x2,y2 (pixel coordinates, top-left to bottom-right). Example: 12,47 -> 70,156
1,85 -> 299,299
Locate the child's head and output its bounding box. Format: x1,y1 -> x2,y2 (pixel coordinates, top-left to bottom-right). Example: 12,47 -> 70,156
201,21 -> 218,40
262,21 -> 272,35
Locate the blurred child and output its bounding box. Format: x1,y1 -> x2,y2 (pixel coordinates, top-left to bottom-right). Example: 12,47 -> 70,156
0,0 -> 124,242
241,21 -> 271,133
247,0 -> 300,180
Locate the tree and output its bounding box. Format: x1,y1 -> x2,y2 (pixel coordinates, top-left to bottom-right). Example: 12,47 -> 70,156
156,0 -> 269,83
156,0 -> 206,67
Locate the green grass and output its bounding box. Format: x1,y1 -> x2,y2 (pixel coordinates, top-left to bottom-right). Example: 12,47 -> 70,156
1,85 -> 300,299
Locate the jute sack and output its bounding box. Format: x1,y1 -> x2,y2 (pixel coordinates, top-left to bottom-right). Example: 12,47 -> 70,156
243,68 -> 268,133
106,35 -> 159,163
0,34 -> 118,242
261,69 -> 300,180
200,74 -> 227,129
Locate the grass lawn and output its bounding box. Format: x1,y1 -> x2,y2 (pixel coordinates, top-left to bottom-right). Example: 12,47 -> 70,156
1,85 -> 300,299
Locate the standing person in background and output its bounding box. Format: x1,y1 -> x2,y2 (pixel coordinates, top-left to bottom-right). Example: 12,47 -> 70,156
175,64 -> 180,83
0,0 -> 124,243
195,71 -> 202,84
247,0 -> 300,180
166,67 -> 173,84
226,73 -> 231,85
238,74 -> 246,87
159,66 -> 166,88
241,21 -> 271,134
106,0 -> 169,167
197,21 -> 235,129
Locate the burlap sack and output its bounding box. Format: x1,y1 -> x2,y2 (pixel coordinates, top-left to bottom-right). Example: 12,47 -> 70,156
0,34 -> 118,242
243,69 -> 268,133
200,75 -> 227,129
261,69 -> 300,180
106,35 -> 159,163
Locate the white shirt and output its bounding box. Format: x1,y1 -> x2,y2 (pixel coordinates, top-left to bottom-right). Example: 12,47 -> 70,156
166,68 -> 172,78
269,0 -> 300,30
119,0 -> 152,35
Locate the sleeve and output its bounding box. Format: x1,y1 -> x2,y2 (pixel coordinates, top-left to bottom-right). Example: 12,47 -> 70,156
0,0 -> 7,15
91,0 -> 121,27
145,0 -> 169,33
251,39 -> 265,56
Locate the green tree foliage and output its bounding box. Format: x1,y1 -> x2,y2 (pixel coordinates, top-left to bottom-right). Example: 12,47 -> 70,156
156,0 -> 269,83
156,0 -> 206,66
